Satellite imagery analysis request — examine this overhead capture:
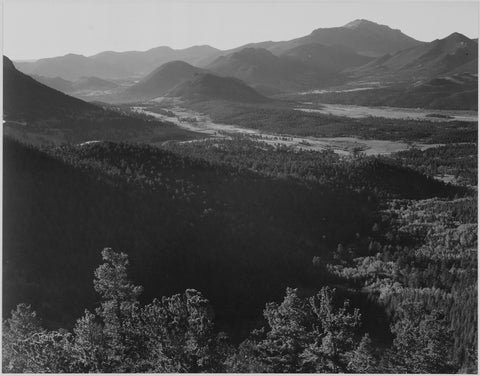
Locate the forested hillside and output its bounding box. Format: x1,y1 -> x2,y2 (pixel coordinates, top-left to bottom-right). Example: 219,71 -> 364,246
3,136 -> 476,372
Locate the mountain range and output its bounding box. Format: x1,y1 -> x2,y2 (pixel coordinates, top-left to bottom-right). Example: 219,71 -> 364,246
13,19 -> 424,81
7,19 -> 478,109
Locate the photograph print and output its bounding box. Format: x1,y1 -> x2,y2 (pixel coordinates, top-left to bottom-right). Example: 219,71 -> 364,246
2,0 -> 478,373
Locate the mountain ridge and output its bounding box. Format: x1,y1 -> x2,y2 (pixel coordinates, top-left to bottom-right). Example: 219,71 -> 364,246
13,19 -> 423,80
350,31 -> 478,81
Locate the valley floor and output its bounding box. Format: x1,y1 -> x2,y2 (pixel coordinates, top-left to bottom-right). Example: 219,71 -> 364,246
133,104 -> 448,156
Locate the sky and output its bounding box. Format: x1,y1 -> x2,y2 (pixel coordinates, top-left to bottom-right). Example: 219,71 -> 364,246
2,0 -> 479,60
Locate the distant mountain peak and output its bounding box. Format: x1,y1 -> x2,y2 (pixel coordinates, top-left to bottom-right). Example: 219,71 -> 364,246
344,19 -> 379,28
444,32 -> 470,42
342,19 -> 399,32
344,19 -> 372,28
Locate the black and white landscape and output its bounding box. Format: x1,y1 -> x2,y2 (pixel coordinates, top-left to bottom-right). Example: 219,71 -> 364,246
2,1 -> 478,373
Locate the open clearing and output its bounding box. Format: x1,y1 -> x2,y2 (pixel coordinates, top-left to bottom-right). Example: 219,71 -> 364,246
295,103 -> 478,123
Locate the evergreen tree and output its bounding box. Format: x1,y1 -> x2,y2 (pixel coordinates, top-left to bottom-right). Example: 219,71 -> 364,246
245,287 -> 371,373
347,333 -> 377,373
300,287 -> 362,372
93,248 -> 145,372
2,248 -> 229,373
384,302 -> 458,373
252,287 -> 311,372
2,304 -> 74,373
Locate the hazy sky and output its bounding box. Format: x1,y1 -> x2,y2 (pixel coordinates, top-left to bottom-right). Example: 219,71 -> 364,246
3,0 -> 479,60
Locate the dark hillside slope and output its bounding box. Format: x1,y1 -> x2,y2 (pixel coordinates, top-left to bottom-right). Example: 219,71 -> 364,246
3,56 -> 98,121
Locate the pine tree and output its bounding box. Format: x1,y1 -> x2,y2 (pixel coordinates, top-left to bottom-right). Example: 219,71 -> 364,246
384,302 -> 458,373
252,287 -> 311,372
140,289 -> 228,372
2,304 -> 74,372
300,287 -> 362,372
2,303 -> 43,372
3,248 -> 229,373
347,333 -> 377,373
93,247 -> 145,372
245,287 -> 370,373
71,309 -> 108,372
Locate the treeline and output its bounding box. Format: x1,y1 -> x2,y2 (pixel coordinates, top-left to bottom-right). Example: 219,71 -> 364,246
4,107 -> 198,145
164,137 -> 462,199
390,143 -> 477,186
2,248 -> 461,373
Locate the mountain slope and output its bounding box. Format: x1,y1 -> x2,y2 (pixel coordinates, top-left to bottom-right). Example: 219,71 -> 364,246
15,53 -> 130,81
31,75 -> 119,95
279,43 -> 373,71
307,72 -> 478,110
3,56 -> 98,121
30,75 -> 74,93
207,48 -> 335,94
168,73 -> 269,103
72,76 -> 119,91
121,60 -> 206,101
351,32 -> 478,81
